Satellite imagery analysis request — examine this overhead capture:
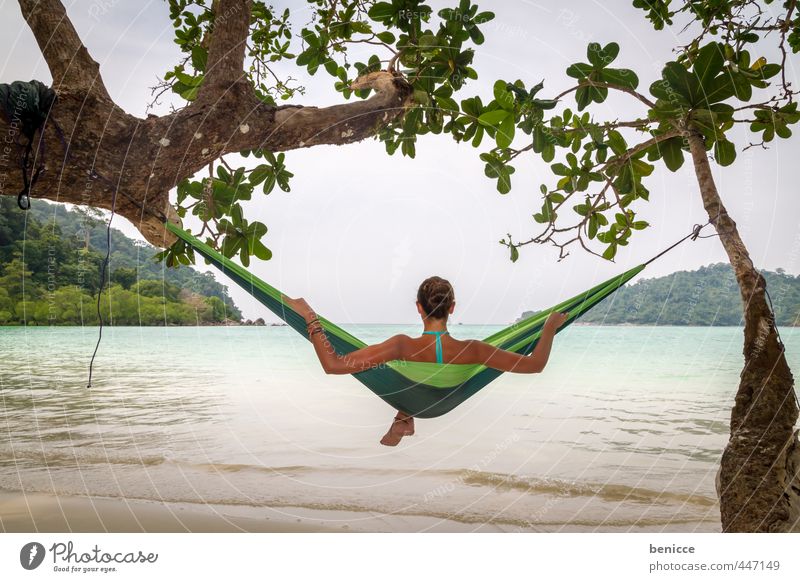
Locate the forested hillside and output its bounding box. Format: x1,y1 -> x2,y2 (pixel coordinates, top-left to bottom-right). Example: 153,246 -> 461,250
519,263 -> 800,326
0,199 -> 242,325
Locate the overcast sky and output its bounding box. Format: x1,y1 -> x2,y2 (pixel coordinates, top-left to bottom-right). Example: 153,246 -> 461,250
1,0 -> 798,323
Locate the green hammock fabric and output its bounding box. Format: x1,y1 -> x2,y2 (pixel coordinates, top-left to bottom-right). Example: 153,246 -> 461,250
166,223 -> 644,418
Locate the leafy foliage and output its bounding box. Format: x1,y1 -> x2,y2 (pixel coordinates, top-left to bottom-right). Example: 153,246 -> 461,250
445,1 -> 800,262
160,0 -> 494,267
156,1 -> 797,268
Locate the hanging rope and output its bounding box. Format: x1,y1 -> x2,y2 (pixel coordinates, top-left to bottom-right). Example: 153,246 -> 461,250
642,221 -> 711,267
86,179 -> 118,389
0,80 -> 57,211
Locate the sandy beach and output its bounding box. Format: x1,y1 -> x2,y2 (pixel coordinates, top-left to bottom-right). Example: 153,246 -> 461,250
0,491 -> 509,533
0,491 -> 340,533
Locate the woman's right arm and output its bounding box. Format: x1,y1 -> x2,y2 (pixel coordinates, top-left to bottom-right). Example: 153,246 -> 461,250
282,294 -> 409,375
467,312 -> 568,374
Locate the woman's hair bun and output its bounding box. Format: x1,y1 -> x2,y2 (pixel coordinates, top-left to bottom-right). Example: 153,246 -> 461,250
417,276 -> 455,319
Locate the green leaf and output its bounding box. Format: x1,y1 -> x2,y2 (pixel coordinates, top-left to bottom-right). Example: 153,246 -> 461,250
660,137 -> 685,171
601,42 -> 619,64
532,125 -> 547,151
239,246 -> 251,268
493,80 -> 514,110
630,158 -> 654,177
756,63 -> 781,80
566,62 -> 593,79
730,72 -> 753,101
662,62 -> 701,106
471,125 -> 484,147
252,241 -> 273,261
532,98 -> 558,110
510,245 -> 519,262
586,42 -> 620,68
587,43 -> 603,67
221,235 -> 241,258
598,68 -> 639,89
497,165 -> 515,193
249,221 -> 268,239
575,86 -> 592,110
249,165 -> 272,186
477,109 -> 510,126
551,163 -> 571,176
469,27 -> 485,45
714,139 -> 736,166
367,2 -> 395,21
496,113 -> 516,148
606,130 -> 627,155
436,95 -> 459,112
588,214 -> 598,239
692,43 -> 725,88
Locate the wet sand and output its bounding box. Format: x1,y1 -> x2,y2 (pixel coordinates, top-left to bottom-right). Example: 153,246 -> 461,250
0,492 -> 336,533
0,491 -> 497,533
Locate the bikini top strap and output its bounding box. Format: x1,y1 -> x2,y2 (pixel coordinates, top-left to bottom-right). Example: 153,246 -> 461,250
422,331 -> 449,364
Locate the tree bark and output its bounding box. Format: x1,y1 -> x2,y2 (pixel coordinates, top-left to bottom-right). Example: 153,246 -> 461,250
686,131 -> 800,532
1,0 -> 413,247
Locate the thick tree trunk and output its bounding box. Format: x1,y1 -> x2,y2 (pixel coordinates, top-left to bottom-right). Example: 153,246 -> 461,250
1,0 -> 413,247
687,131 -> 800,532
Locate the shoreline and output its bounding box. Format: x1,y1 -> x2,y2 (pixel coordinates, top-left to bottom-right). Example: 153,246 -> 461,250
0,491 -> 505,533
0,491 -> 330,533
0,491 -> 717,533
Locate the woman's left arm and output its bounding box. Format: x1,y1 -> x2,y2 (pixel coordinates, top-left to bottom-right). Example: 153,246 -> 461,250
284,296 -> 408,374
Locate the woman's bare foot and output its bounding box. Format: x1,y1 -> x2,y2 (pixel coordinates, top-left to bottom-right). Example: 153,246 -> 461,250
379,413 -> 414,446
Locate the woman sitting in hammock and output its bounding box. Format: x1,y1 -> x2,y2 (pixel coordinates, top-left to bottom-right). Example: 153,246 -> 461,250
285,276 -> 568,447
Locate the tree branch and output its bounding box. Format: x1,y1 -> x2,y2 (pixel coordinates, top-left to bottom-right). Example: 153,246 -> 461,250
196,0 -> 252,103
153,70 -> 413,184
17,0 -> 111,100
4,2 -> 413,249
554,80 -> 657,109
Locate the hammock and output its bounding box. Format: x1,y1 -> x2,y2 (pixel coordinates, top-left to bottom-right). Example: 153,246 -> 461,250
166,223 -> 648,418
0,78 -> 700,413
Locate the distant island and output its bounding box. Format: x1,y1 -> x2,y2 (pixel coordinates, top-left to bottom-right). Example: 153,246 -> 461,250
0,198 -> 246,326
518,263 -> 800,326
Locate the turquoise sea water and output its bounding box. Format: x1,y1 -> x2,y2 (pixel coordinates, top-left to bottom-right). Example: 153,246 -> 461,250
1,325 -> 798,532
